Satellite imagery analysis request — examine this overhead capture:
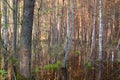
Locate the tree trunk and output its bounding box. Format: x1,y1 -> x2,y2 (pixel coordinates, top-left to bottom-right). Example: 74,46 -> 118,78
91,0 -> 97,55
0,0 -> 1,53
98,0 -> 103,80
20,0 -> 35,78
90,0 -> 97,80
3,0 -> 8,72
63,0 -> 76,79
13,0 -> 18,53
64,0 -> 70,67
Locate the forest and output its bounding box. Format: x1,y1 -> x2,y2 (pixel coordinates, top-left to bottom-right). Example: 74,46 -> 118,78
0,0 -> 120,80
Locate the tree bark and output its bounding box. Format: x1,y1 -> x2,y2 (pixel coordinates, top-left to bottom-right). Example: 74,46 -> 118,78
3,0 -> 8,73
13,0 -> 18,53
63,0 -> 76,79
98,0 -> 103,80
0,0 -> 1,53
20,0 -> 35,78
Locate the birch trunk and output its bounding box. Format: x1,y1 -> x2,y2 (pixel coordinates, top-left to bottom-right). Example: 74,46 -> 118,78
98,0 -> 103,80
